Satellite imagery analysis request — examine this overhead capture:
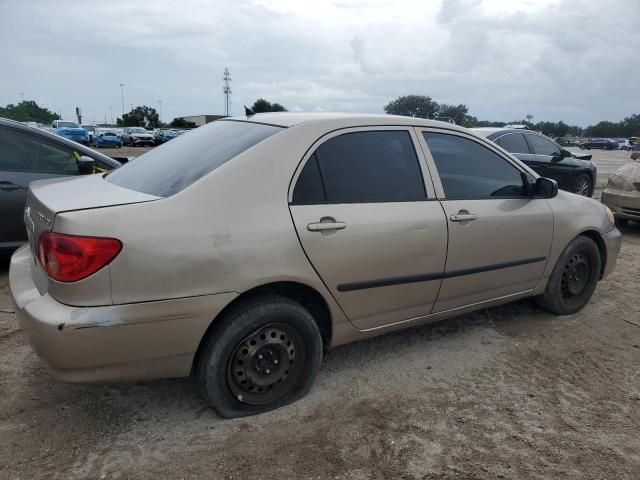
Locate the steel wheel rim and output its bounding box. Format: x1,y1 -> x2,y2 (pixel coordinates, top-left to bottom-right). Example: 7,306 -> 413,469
227,322 -> 306,406
561,253 -> 591,299
576,178 -> 590,196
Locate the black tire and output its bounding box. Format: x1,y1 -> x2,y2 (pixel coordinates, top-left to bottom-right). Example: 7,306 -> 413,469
574,173 -> 592,197
535,236 -> 600,315
615,217 -> 629,227
197,295 -> 323,418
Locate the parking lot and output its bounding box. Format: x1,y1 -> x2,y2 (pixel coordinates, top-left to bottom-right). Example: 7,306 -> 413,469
1,148 -> 639,480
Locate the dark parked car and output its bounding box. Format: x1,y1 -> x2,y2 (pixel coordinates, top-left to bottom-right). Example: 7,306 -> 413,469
0,117 -> 121,253
154,129 -> 179,145
579,138 -> 618,150
474,128 -> 597,197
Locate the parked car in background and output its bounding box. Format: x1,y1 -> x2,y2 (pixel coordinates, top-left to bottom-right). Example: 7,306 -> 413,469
618,139 -> 633,151
154,129 -> 179,144
9,113 -> 620,418
51,120 -> 89,145
473,128 -> 597,196
0,117 -> 121,253
93,129 -> 123,148
579,138 -> 618,150
122,127 -> 156,146
601,152 -> 640,226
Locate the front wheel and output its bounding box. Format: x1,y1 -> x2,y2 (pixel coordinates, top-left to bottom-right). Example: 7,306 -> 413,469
197,295 -> 323,418
574,174 -> 593,197
535,236 -> 600,315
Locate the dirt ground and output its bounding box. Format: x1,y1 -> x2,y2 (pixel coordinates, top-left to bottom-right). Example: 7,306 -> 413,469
1,149 -> 639,480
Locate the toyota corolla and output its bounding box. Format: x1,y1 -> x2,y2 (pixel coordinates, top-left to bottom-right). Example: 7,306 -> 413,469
10,113 -> 621,418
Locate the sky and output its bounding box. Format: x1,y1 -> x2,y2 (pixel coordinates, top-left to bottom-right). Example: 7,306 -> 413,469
0,0 -> 638,126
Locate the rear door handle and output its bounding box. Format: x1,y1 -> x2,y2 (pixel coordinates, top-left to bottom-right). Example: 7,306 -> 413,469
0,181 -> 21,191
450,213 -> 477,222
307,221 -> 346,232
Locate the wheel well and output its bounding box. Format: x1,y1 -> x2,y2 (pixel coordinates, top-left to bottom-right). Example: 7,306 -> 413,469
191,282 -> 332,375
579,230 -> 606,279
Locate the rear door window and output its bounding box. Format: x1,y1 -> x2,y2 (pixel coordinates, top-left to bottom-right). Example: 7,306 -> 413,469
497,133 -> 530,154
107,120 -> 283,197
292,130 -> 425,204
0,127 -> 40,171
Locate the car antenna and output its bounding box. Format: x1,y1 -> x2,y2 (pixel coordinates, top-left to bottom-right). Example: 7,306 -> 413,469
244,106 -> 255,117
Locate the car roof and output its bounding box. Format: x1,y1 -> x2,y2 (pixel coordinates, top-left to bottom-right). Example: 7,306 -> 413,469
470,127 -> 549,139
0,117 -> 120,167
224,112 -> 471,131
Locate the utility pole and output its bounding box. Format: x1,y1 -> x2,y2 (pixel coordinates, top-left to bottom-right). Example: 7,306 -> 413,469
120,83 -> 125,119
158,99 -> 162,124
223,67 -> 232,116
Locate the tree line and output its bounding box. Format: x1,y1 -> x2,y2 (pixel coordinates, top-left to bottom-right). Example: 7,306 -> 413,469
2,98 -> 638,138
384,95 -> 640,138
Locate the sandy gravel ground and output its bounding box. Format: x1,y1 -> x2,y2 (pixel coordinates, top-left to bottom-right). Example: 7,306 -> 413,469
1,149 -> 639,480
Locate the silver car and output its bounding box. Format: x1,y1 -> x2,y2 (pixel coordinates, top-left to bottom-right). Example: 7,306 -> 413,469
10,113 -> 621,417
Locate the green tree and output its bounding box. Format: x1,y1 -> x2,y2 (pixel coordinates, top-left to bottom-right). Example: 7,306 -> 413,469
384,95 -> 439,119
169,117 -> 197,128
250,98 -> 287,113
0,100 -> 59,124
117,105 -> 160,128
437,103 -> 473,126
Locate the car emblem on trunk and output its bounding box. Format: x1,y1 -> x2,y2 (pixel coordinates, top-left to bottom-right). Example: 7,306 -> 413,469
24,206 -> 35,233
36,211 -> 52,226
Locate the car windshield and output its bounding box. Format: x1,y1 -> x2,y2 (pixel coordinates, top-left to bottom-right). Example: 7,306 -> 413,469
107,120 -> 284,197
130,128 -> 148,133
58,122 -> 79,128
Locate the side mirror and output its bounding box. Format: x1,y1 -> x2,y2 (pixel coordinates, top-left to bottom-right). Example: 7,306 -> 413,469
77,155 -> 95,174
533,177 -> 558,198
561,149 -> 572,158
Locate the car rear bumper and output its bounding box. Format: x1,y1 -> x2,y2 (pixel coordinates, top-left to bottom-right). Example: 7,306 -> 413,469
602,228 -> 622,278
601,190 -> 640,220
9,245 -> 237,383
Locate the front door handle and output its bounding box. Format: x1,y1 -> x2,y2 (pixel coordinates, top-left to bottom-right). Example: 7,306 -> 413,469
450,213 -> 477,222
307,218 -> 346,232
0,181 -> 21,191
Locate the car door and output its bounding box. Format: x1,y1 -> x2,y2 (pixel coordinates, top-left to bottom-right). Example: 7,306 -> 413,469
494,132 -> 547,176
524,133 -> 578,187
289,127 -> 448,330
418,129 -> 553,313
0,126 -> 80,247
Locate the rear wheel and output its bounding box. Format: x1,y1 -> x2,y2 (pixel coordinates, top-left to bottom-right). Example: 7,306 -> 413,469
197,295 -> 323,418
574,174 -> 592,197
535,236 -> 600,315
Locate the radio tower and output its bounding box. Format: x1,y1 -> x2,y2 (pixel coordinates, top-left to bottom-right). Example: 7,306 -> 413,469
223,68 -> 232,116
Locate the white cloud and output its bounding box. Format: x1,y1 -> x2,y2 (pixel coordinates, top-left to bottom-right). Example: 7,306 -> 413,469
0,0 -> 638,125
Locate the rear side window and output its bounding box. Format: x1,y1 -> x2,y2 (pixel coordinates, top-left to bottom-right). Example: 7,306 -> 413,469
0,127 -> 79,174
526,134 -> 561,156
107,120 -> 283,197
0,127 -> 40,171
293,130 -> 425,204
497,133 -> 530,154
423,132 -> 526,199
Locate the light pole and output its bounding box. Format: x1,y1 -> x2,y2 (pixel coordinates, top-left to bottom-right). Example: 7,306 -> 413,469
120,83 -> 125,119
109,106 -> 113,125
158,100 -> 162,125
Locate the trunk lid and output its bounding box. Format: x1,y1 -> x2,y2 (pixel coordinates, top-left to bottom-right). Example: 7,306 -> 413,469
24,174 -> 160,293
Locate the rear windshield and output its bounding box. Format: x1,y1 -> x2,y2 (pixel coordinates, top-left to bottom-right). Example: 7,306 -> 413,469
106,120 -> 283,197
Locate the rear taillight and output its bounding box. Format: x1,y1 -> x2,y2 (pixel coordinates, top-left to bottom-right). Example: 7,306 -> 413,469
38,232 -> 122,282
